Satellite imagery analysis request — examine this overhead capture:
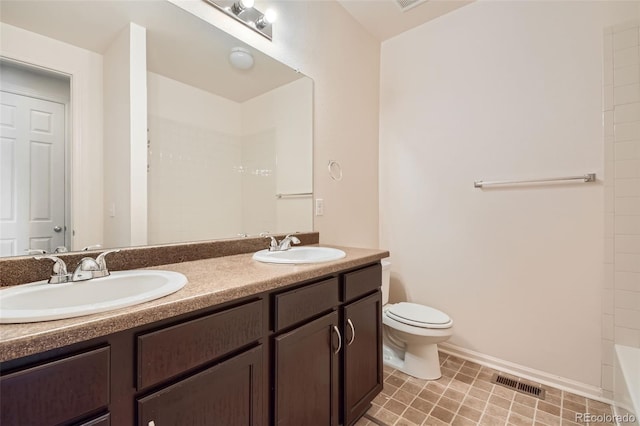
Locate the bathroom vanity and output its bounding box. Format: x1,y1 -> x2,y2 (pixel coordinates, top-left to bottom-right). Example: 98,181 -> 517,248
0,247 -> 387,426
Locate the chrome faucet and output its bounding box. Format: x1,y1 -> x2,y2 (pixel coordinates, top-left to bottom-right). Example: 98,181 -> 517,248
278,235 -> 301,250
34,255 -> 72,284
262,234 -> 301,252
72,257 -> 101,281
72,249 -> 120,281
35,249 -> 120,284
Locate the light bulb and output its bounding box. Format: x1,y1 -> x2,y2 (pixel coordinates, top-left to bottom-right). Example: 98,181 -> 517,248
263,8 -> 277,24
256,9 -> 277,28
231,0 -> 254,15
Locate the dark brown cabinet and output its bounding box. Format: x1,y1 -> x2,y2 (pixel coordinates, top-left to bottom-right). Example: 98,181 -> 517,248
272,263 -> 382,426
136,300 -> 263,390
0,346 -> 110,426
0,262 -> 383,426
274,311 -> 340,426
138,345 -> 264,426
343,291 -> 383,426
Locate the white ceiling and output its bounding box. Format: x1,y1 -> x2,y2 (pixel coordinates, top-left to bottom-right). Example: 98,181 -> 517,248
0,0 -> 302,102
336,0 -> 472,41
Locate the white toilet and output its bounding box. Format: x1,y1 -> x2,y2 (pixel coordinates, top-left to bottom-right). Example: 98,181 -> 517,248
381,260 -> 453,380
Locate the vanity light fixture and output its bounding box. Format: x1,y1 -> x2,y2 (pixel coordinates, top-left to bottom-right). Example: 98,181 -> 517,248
230,0 -> 254,15
255,8 -> 277,29
204,0 -> 275,40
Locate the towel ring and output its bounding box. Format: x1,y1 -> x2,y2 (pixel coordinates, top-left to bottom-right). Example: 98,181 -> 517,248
328,160 -> 343,181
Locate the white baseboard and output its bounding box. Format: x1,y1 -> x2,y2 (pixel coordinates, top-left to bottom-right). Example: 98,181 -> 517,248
439,342 -> 614,405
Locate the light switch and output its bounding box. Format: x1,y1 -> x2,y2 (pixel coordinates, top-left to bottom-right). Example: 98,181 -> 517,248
315,198 -> 324,216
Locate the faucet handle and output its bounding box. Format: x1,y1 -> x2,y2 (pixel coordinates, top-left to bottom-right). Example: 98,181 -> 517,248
95,249 -> 121,273
26,249 -> 47,255
34,255 -> 71,284
284,234 -> 301,244
278,234 -> 301,251
260,232 -> 279,251
72,257 -> 101,281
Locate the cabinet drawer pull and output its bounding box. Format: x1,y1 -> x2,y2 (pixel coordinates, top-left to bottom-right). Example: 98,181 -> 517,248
346,319 -> 355,346
332,325 -> 342,354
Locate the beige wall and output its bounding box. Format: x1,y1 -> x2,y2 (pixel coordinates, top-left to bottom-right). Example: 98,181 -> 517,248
170,0 -> 381,248
380,1 -> 638,394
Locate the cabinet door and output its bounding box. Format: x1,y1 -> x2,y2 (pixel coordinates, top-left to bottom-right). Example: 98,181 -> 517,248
137,345 -> 263,426
343,291 -> 383,426
274,311 -> 340,426
78,413 -> 110,426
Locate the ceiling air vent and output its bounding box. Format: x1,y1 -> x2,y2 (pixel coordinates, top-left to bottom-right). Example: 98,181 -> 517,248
491,373 -> 547,400
394,0 -> 429,12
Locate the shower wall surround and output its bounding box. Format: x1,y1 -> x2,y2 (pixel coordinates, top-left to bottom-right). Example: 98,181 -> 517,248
146,72 -> 312,244
602,21 -> 640,399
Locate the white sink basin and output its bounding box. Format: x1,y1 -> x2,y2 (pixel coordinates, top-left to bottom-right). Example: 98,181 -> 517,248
0,270 -> 187,323
252,246 -> 346,264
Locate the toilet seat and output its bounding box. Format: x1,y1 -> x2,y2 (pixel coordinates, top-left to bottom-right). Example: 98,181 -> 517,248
385,303 -> 452,329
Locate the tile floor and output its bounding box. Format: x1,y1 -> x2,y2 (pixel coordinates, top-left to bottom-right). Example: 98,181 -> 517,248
356,353 -> 614,426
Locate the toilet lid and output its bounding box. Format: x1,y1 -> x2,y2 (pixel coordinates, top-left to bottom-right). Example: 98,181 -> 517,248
386,302 -> 452,329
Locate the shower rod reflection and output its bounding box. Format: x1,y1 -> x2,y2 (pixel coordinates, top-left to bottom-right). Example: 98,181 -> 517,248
474,173 -> 596,188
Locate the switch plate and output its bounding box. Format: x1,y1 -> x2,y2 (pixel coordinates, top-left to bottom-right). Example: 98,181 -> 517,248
315,198 -> 324,216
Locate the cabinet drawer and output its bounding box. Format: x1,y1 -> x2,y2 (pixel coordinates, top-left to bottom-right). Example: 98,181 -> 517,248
273,277 -> 339,331
0,346 -> 110,426
137,299 -> 263,390
342,263 -> 382,303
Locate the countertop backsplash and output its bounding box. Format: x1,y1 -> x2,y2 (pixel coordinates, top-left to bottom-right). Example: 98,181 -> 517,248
0,232 -> 320,287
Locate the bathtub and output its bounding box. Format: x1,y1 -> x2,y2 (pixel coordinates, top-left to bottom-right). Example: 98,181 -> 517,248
614,345 -> 640,426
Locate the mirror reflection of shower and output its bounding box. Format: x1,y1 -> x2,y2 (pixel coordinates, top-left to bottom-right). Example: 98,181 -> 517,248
0,0 -> 313,257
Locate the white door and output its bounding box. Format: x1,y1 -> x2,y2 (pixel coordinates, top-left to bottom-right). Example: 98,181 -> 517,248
0,91 -> 66,256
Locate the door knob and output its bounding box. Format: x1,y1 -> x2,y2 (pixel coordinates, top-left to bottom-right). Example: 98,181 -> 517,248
53,226 -> 62,232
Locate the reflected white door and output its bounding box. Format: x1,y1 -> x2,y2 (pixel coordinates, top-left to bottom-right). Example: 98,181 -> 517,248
0,91 -> 66,256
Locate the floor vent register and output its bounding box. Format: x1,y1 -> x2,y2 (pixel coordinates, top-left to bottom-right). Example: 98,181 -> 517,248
491,373 -> 546,400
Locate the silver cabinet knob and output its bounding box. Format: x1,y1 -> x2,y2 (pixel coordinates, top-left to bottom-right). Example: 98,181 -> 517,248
53,226 -> 62,233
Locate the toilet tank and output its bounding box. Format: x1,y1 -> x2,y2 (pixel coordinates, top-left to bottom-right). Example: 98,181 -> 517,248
381,259 -> 391,305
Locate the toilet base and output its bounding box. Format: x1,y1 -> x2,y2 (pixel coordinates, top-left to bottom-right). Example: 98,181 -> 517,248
383,342 -> 443,380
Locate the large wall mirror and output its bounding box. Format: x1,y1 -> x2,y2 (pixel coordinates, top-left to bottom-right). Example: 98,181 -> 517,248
0,0 -> 313,258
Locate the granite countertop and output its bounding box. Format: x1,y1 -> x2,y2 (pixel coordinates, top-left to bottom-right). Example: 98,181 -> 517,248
0,246 -> 389,362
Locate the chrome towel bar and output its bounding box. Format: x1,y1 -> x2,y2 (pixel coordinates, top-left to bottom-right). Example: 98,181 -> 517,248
275,192 -> 313,199
474,173 -> 596,188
